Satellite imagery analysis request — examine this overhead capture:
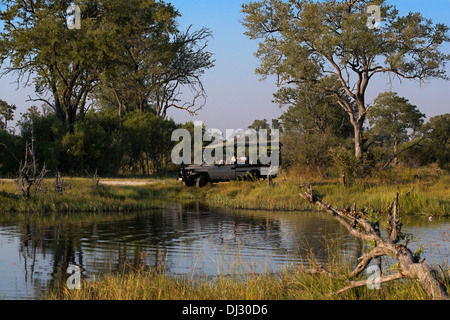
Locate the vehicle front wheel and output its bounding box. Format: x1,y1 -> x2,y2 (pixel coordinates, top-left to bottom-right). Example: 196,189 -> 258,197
184,179 -> 196,187
196,175 -> 209,188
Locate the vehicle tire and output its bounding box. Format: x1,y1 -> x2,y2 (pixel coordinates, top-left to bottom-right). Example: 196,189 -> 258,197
196,175 -> 209,188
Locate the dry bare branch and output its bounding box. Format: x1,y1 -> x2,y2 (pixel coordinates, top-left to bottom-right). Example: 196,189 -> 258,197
16,139 -> 49,198
300,185 -> 449,300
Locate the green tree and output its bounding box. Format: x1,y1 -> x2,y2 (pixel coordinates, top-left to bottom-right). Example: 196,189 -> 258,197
423,113 -> 450,146
61,108 -> 123,175
248,119 -> 271,131
0,0 -> 115,130
422,113 -> 450,171
0,99 -> 16,130
1,0 -> 212,132
123,111 -> 178,175
242,0 -> 449,158
276,82 -> 353,173
367,91 -> 426,166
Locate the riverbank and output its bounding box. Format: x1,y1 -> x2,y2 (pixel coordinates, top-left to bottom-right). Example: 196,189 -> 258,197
48,267 -> 434,300
47,238 -> 449,300
0,166 -> 448,216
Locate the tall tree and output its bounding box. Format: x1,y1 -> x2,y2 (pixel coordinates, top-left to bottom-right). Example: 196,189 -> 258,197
94,0 -> 181,123
242,0 -> 449,157
0,0 -> 113,130
367,91 -> 425,166
151,27 -> 214,119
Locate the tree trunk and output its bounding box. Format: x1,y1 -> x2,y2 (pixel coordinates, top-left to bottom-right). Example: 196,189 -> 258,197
341,172 -> 346,187
113,88 -> 124,132
353,120 -> 364,158
393,134 -> 399,166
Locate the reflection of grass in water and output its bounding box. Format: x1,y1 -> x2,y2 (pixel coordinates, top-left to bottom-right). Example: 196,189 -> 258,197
47,233 -> 450,300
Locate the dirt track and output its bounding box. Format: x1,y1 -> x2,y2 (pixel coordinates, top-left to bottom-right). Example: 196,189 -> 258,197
98,180 -> 157,186
0,178 -> 161,186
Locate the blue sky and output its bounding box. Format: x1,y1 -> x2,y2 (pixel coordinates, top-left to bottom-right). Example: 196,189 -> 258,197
0,0 -> 449,133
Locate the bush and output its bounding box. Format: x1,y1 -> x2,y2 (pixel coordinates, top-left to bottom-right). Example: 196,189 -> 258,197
61,109 -> 124,175
329,146 -> 360,186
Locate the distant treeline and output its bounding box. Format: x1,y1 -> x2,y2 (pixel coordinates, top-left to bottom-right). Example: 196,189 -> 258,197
250,90 -> 449,182
0,99 -> 448,179
0,106 -> 192,176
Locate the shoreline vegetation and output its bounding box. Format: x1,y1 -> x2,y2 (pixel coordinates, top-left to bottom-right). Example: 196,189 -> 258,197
1,165 -> 449,300
0,166 -> 448,216
47,259 -> 443,301
46,222 -> 449,301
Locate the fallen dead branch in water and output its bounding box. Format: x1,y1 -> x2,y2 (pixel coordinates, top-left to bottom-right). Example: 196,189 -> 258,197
300,185 -> 449,300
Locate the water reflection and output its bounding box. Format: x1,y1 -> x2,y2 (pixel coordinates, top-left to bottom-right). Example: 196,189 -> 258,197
0,202 -> 448,300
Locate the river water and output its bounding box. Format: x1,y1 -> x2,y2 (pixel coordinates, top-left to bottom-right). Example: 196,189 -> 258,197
0,201 -> 448,299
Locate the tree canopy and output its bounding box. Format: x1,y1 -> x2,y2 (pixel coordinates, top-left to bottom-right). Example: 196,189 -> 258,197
0,0 -> 214,130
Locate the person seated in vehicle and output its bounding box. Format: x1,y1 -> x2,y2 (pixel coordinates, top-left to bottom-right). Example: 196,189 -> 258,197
237,155 -> 249,165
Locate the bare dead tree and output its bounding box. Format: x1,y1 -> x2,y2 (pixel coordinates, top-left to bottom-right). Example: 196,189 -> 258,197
16,139 -> 49,198
54,171 -> 64,194
85,168 -> 100,189
301,185 -> 449,300
93,169 -> 99,189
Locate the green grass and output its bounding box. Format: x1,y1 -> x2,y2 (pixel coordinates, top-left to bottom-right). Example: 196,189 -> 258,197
47,239 -> 449,300
0,165 -> 449,215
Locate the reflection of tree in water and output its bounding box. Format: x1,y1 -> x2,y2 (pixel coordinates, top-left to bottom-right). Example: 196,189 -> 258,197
19,224 -> 39,282
18,221 -> 85,293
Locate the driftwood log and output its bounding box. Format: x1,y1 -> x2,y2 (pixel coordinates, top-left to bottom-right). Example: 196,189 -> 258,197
301,185 -> 449,300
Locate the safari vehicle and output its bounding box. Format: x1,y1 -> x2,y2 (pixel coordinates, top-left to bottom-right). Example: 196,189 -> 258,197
178,161 -> 276,188
178,138 -> 280,188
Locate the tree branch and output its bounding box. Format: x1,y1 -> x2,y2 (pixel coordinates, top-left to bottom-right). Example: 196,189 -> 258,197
382,137 -> 425,169
300,185 -> 449,300
330,273 -> 404,296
